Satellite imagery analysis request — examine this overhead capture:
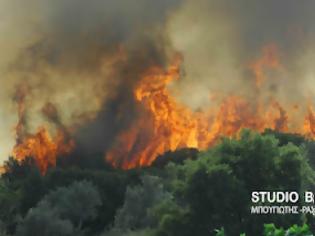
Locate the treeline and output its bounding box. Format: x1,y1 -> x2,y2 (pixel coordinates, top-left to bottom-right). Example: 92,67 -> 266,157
1,129 -> 315,236
216,224 -> 313,236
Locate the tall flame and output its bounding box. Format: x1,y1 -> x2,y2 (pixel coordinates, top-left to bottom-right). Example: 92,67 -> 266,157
249,44 -> 282,87
107,47 -> 315,169
10,85 -> 74,174
12,128 -> 74,174
8,44 -> 315,172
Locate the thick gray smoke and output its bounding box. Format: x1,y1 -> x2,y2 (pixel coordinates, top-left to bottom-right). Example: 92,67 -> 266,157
168,0 -> 315,110
1,0 -> 315,163
0,0 -> 181,161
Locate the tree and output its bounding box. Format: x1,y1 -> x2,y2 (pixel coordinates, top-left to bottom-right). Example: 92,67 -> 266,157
16,202 -> 74,236
152,198 -> 190,236
152,148 -> 199,168
0,178 -> 21,234
263,129 -> 306,147
187,164 -> 248,235
1,156 -> 46,229
214,224 -> 313,236
103,228 -> 154,236
42,180 -> 101,229
44,167 -> 132,233
154,130 -> 313,236
0,220 -> 9,236
16,180 -> 101,235
114,175 -> 171,231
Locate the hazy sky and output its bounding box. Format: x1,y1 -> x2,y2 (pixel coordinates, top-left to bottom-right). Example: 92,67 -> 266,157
1,0 -> 315,163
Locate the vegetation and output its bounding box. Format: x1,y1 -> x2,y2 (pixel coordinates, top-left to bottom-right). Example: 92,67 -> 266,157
215,224 -> 313,236
1,129 -> 315,235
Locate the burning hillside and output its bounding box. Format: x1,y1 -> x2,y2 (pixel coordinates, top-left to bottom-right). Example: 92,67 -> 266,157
12,127 -> 74,174
1,0 -> 315,173
11,85 -> 74,173
106,47 -> 315,168
11,45 -> 315,172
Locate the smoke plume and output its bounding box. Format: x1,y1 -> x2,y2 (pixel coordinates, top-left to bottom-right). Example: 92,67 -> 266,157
1,0 -> 315,168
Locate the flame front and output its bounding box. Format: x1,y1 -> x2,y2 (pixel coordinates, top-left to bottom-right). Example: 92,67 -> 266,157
9,45 -> 315,172
10,86 -> 74,174
12,128 -> 74,174
107,49 -> 315,169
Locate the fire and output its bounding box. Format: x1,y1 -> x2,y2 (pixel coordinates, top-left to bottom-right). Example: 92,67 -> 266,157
8,44 -> 315,172
304,105 -> 315,136
12,127 -> 74,174
106,57 -> 200,168
107,47 -> 315,169
9,85 -> 74,174
249,44 -> 282,87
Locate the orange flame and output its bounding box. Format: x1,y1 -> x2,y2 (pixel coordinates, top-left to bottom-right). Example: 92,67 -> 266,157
249,43 -> 282,87
106,49 -> 315,169
12,127 -> 74,174
8,44 -> 315,172
304,105 -> 315,137
10,85 -> 74,174
0,166 -> 4,175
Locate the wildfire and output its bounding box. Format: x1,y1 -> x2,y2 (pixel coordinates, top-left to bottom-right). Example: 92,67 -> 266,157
7,44 -> 315,172
12,127 -> 74,174
107,47 -> 315,169
107,57 -> 206,168
304,105 -> 315,136
9,85 -> 74,174
249,44 -> 283,87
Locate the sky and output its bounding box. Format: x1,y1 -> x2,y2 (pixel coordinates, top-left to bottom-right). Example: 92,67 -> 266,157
1,0 -> 315,163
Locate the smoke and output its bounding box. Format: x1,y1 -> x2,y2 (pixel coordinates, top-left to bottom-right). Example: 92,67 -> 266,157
0,0 -> 180,162
1,0 -> 315,164
167,0 -> 315,111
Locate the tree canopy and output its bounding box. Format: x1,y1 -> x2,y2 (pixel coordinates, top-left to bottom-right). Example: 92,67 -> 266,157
1,129 -> 315,236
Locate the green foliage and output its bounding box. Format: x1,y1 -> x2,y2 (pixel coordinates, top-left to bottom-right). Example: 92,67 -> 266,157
1,157 -> 46,226
152,148 -> 199,168
42,180 -> 101,228
212,130 -> 305,191
103,228 -> 155,236
1,129 -> 315,235
16,202 -> 74,236
43,167 -> 134,234
0,220 -> 9,236
114,175 -> 170,231
215,224 -> 313,236
263,129 -> 306,147
262,223 -> 313,236
0,179 -> 21,233
154,130 -> 312,235
152,199 -> 189,236
1,161 -> 135,235
285,224 -> 313,236
263,224 -> 285,236
16,180 -> 101,236
184,164 -> 247,235
215,227 -> 225,236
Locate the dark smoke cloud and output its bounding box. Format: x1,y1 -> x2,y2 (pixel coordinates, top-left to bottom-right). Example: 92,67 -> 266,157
168,0 -> 315,111
15,0 -> 181,73
1,0 -> 181,160
1,0 -> 315,163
